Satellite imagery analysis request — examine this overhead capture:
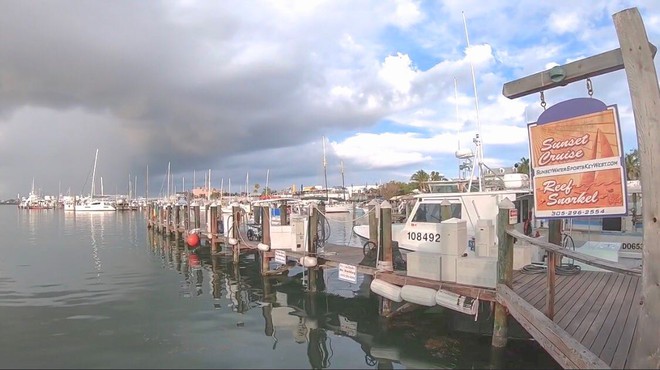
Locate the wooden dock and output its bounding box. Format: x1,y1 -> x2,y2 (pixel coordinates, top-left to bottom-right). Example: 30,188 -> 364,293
512,270 -> 641,369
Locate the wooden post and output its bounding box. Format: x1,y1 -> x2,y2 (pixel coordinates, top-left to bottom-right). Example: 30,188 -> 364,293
279,201 -> 288,226
546,219 -> 562,319
232,204 -> 240,264
614,8 -> 660,369
368,199 -> 379,246
308,203 -> 319,251
174,205 -> 181,234
380,201 -> 393,267
183,204 -> 189,231
260,206 -> 271,274
193,204 -> 201,230
492,198 -> 515,347
210,204 -> 218,254
379,200 -> 393,316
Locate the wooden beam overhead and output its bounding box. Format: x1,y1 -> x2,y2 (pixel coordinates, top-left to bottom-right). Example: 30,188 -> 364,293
502,43 -> 657,99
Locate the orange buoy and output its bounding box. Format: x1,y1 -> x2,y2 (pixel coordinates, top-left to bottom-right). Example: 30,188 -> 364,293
187,233 -> 200,248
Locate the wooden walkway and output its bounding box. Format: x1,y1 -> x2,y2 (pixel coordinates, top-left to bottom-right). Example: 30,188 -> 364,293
512,270 -> 641,369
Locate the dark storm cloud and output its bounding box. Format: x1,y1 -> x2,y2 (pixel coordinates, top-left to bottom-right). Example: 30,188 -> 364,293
0,0 -> 387,196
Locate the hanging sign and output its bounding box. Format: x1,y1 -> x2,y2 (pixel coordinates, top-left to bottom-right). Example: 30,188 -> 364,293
528,98 -> 627,219
338,263 -> 357,284
274,250 -> 287,264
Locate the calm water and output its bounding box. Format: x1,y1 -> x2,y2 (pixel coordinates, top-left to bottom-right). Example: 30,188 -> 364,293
0,206 -> 559,369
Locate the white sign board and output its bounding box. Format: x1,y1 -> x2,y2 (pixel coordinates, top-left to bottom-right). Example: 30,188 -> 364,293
274,250 -> 287,264
338,263 -> 357,284
508,208 -> 518,225
338,314 -> 358,337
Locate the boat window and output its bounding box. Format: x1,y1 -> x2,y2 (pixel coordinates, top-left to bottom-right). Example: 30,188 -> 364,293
412,203 -> 461,223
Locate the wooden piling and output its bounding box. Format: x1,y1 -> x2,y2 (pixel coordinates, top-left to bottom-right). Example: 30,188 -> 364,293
174,205 -> 181,233
279,201 -> 288,226
379,200 -> 393,316
210,204 -> 218,253
368,199 -> 379,246
380,201 -> 393,268
260,206 -> 271,274
614,8 -> 660,369
232,204 -> 240,264
182,205 -> 189,231
492,198 -> 515,348
193,204 -> 200,230
546,219 -> 562,319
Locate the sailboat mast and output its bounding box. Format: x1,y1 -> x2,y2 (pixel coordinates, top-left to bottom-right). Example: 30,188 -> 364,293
245,172 -> 249,200
265,169 -> 269,197
207,169 -> 211,201
166,162 -> 171,200
146,165 -> 149,200
322,136 -> 329,202
462,11 -> 484,191
340,160 -> 345,201
91,149 -> 99,197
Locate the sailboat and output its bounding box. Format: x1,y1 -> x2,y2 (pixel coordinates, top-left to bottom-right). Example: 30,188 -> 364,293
321,136 -> 351,214
74,149 -> 116,211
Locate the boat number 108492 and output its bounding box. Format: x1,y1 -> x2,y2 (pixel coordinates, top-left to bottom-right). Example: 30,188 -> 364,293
407,232 -> 441,242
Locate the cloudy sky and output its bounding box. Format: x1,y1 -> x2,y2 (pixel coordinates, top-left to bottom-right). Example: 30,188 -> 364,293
1,0 -> 659,199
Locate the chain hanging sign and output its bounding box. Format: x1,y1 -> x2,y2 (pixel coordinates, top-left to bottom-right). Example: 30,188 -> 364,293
528,97 -> 628,219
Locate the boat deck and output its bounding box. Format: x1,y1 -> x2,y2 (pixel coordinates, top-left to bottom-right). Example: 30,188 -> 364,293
512,270 -> 641,368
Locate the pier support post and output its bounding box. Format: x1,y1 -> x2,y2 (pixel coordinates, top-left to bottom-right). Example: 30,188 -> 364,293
183,205 -> 189,232
232,204 -> 241,264
368,199 -> 379,246
193,204 -> 201,230
174,205 -> 181,234
165,206 -> 172,235
210,204 -> 219,254
546,219 -> 562,319
260,206 -> 271,275
307,204 -> 322,292
613,8 -> 660,369
379,201 -> 394,316
280,201 -> 288,226
492,198 -> 515,348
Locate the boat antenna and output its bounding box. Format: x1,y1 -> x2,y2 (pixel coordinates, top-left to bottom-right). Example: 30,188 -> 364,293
462,11 -> 484,192
454,77 -> 462,179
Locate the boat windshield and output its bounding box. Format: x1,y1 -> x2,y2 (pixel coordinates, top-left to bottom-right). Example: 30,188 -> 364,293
412,203 -> 461,223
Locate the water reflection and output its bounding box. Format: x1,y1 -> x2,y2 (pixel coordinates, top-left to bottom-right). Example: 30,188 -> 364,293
148,229 -> 555,369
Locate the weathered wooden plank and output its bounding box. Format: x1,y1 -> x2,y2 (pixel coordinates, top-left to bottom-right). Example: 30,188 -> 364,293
532,273 -> 575,308
556,272 -> 611,328
600,276 -> 639,365
614,8 -> 660,370
502,43 -> 656,99
508,230 -> 641,276
553,273 -> 599,315
588,275 -> 634,355
497,284 -> 609,369
570,274 -> 624,342
514,272 -> 547,297
612,279 -> 642,369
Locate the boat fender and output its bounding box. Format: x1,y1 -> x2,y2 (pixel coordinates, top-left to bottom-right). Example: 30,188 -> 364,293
302,256 -> 318,268
186,233 -> 200,248
400,285 -> 437,306
370,279 -> 403,302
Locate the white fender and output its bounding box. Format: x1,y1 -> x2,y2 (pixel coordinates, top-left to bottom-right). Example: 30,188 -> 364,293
400,285 -> 437,307
370,279 -> 403,302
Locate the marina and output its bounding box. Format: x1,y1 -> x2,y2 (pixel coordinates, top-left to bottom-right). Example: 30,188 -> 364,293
2,5 -> 659,370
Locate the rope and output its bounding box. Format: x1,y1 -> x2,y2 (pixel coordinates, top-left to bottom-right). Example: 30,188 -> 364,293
520,262 -> 581,275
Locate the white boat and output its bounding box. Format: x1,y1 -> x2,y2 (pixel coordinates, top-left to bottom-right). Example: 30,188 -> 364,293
74,149 -> 116,212
353,177 -> 531,253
